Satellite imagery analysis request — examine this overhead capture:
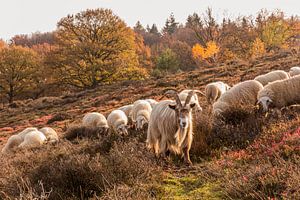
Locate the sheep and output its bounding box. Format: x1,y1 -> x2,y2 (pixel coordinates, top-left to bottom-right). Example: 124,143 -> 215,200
254,70 -> 289,86
17,127 -> 38,140
289,66 -> 300,77
39,127 -> 59,143
18,130 -> 47,148
107,110 -> 128,135
131,100 -> 152,130
205,81 -> 231,104
257,75 -> 300,112
118,104 -> 134,119
1,127 -> 38,154
147,90 -> 196,165
213,80 -> 263,117
1,135 -> 23,154
177,89 -> 205,112
82,112 -> 109,132
144,99 -> 158,108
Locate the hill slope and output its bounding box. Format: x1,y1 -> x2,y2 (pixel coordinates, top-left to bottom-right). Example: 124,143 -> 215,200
0,50 -> 299,199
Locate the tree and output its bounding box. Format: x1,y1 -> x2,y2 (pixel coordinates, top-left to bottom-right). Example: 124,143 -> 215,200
261,19 -> 291,50
170,41 -> 196,71
163,13 -> 179,35
49,8 -> 144,88
155,48 -> 179,72
249,38 -> 266,58
11,32 -> 55,47
134,21 -> 145,34
192,41 -> 219,64
0,46 -> 39,103
149,24 -> 160,35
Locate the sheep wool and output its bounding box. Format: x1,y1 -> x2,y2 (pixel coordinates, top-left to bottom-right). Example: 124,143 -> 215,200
205,81 -> 230,104
82,112 -> 108,128
1,135 -> 23,154
107,110 -> 128,135
254,70 -> 289,86
257,75 -> 300,111
213,80 -> 263,116
18,130 -> 47,148
289,66 -> 300,77
39,127 -> 59,143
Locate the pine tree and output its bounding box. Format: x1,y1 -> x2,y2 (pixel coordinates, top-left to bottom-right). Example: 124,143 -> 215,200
163,13 -> 179,35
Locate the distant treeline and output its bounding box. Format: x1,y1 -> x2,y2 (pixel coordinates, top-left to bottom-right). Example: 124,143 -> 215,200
0,8 -> 299,103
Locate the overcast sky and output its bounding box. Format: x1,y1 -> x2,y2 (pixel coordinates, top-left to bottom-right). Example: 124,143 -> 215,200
0,0 -> 299,40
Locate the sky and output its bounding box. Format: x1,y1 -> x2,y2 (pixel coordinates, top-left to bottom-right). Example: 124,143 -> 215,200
0,0 -> 299,40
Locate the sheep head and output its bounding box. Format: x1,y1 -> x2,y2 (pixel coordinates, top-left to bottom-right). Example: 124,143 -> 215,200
117,124 -> 128,136
257,96 -> 274,112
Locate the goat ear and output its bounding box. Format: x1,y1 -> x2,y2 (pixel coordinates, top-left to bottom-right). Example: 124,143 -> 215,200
190,103 -> 196,108
168,104 -> 176,110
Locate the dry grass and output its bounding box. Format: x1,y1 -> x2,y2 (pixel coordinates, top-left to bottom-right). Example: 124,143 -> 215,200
0,50 -> 299,199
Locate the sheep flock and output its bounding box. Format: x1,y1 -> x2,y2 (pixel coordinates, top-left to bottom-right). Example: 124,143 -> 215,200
1,66 -> 300,165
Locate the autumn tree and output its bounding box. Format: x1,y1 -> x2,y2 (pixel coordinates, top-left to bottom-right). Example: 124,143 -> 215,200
0,46 -> 39,103
192,41 -> 220,64
49,8 -> 145,88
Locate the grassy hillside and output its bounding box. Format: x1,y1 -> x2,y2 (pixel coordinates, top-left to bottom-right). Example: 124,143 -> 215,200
0,50 -> 299,199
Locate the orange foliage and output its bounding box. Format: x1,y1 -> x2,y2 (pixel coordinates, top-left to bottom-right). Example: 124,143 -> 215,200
192,41 -> 219,60
249,38 -> 266,58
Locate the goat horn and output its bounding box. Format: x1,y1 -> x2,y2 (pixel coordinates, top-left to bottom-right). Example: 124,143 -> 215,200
164,90 -> 182,107
193,90 -> 206,96
184,90 -> 195,106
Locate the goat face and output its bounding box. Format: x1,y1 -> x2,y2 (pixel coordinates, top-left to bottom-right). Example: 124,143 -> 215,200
169,103 -> 195,129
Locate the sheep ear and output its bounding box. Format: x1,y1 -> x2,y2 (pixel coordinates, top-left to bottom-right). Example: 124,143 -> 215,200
168,104 -> 176,110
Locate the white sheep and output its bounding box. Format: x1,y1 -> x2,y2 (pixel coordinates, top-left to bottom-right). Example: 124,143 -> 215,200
254,70 -> 289,86
118,104 -> 134,120
147,90 -> 196,164
289,66 -> 300,77
257,75 -> 300,112
178,89 -> 205,112
18,130 -> 47,148
39,127 -> 59,143
144,99 -> 158,108
107,110 -> 128,135
17,127 -> 38,140
1,135 -> 23,154
213,80 -> 263,117
82,112 -> 109,130
131,100 -> 152,130
205,81 -> 231,104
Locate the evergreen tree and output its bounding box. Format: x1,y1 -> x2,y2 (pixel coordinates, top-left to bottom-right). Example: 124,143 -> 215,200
163,13 -> 179,35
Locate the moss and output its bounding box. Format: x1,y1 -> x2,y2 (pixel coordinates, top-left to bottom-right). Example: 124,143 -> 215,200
160,174 -> 223,200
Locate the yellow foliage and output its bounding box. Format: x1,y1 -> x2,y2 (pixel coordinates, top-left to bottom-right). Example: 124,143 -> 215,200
249,38 -> 266,58
192,41 -> 219,60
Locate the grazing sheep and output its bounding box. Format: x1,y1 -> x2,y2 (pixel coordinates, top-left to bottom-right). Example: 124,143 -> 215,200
257,75 -> 300,112
1,135 -> 23,154
18,130 -> 47,148
147,90 -> 196,164
254,70 -> 289,86
82,112 -> 109,130
144,99 -> 158,108
205,81 -> 231,104
289,66 -> 300,77
39,127 -> 59,143
178,89 -> 205,112
131,100 -> 152,130
118,104 -> 134,119
107,110 -> 128,135
213,80 -> 263,117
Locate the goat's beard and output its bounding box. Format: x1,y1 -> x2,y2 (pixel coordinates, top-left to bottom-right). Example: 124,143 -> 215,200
175,126 -> 188,147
